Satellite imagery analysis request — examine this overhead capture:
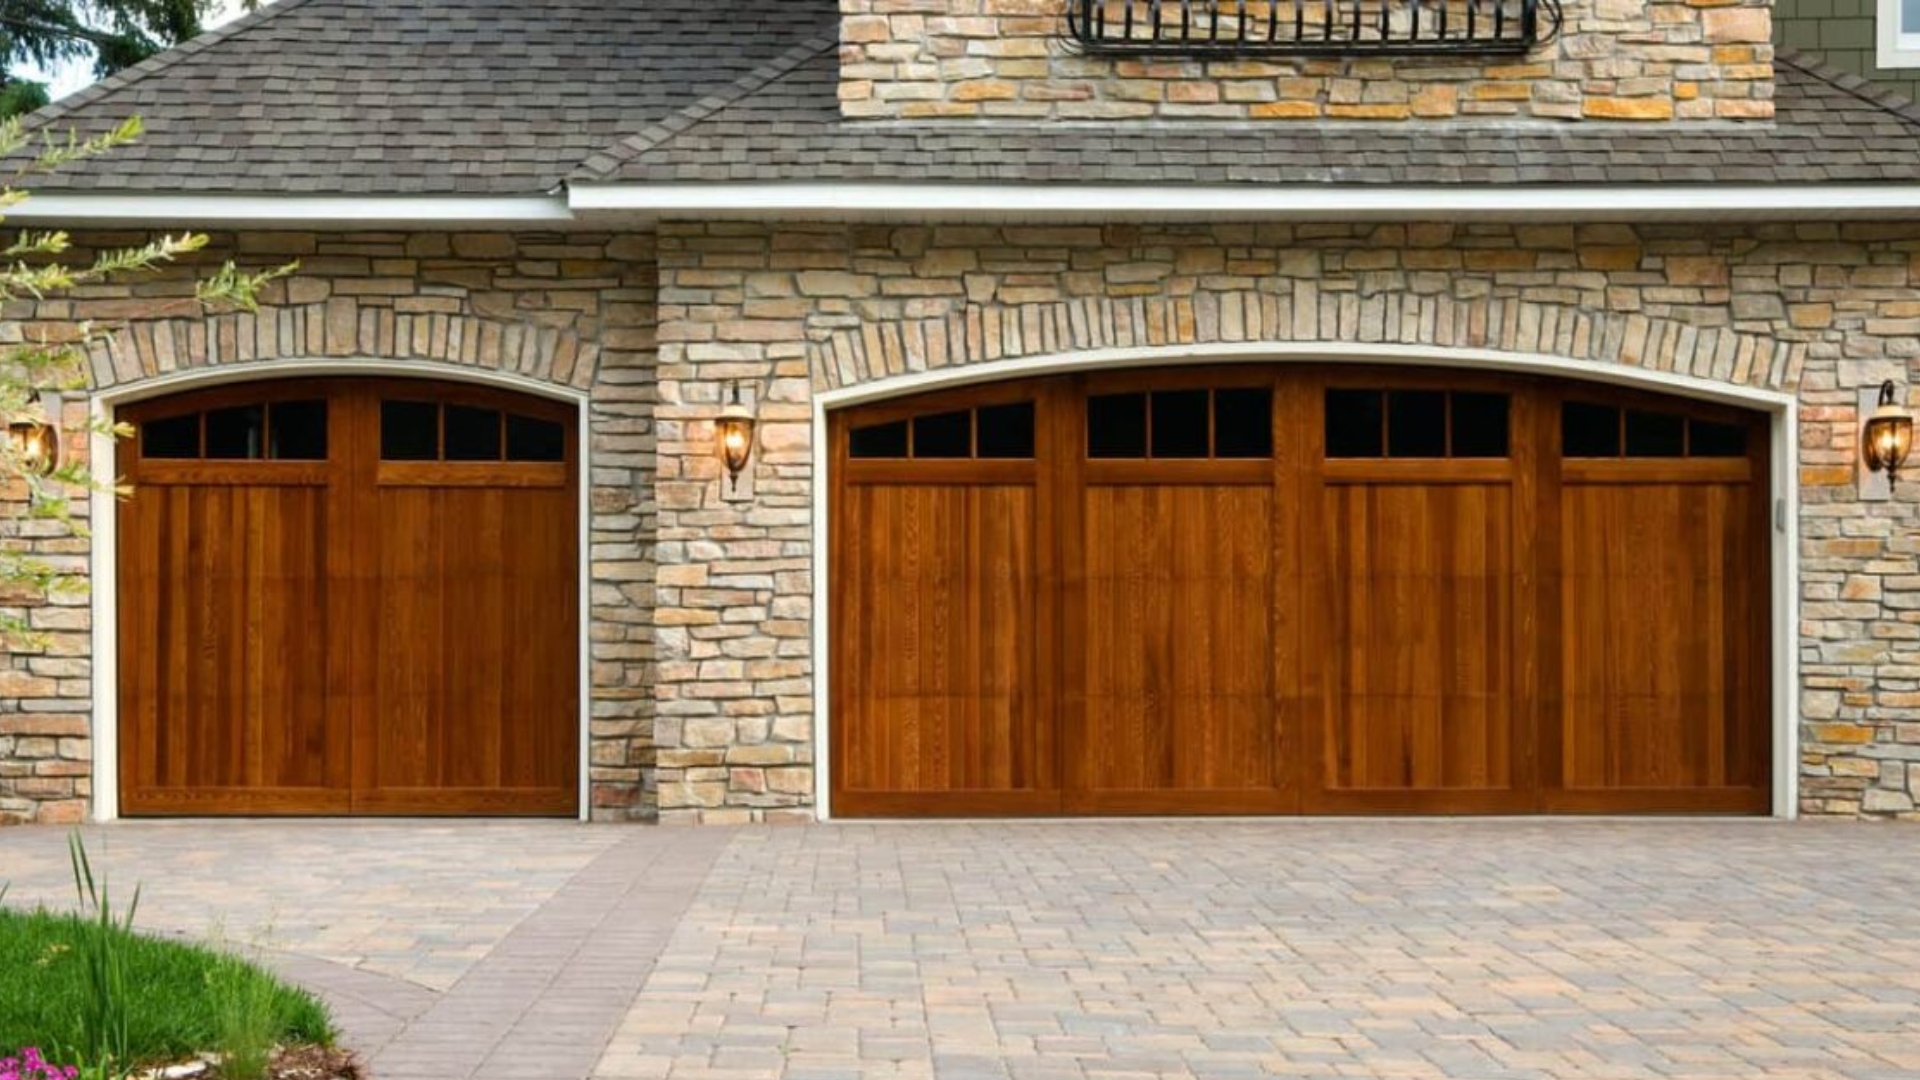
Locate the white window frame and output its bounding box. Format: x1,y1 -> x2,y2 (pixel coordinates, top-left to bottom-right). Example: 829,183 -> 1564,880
1879,0 -> 1920,70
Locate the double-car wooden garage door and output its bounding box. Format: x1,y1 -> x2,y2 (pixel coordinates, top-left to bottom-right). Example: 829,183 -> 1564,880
831,366 -> 1773,817
117,379 -> 578,816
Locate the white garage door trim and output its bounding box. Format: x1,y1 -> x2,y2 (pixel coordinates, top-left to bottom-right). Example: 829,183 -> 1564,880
808,341 -> 1801,821
89,358 -> 595,823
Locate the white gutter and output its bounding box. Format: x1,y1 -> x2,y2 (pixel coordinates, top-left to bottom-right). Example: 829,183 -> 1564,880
6,194 -> 575,228
570,182 -> 1920,221
14,183 -> 1920,227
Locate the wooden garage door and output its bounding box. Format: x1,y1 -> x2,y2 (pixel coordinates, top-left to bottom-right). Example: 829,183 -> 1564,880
830,367 -> 1772,817
117,379 -> 578,816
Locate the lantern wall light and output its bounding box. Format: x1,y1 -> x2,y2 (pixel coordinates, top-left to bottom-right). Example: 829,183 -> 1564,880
716,381 -> 758,496
1864,380 -> 1914,493
7,390 -> 62,475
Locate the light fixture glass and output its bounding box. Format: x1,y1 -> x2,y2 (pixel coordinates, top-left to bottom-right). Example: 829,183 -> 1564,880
717,382 -> 757,490
1865,380 -> 1915,490
7,391 -> 60,475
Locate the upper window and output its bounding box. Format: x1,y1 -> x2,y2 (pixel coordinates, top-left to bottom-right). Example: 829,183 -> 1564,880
1064,0 -> 1563,58
1086,387 -> 1273,460
379,399 -> 566,463
848,402 -> 1037,460
141,399 -> 328,461
1325,389 -> 1510,459
1561,402 -> 1748,460
1882,0 -> 1920,68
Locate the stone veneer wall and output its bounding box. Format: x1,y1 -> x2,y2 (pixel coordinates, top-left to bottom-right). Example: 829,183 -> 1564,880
0,229 -> 660,825
655,219 -> 1918,821
839,0 -> 1775,121
6,219 -> 1920,824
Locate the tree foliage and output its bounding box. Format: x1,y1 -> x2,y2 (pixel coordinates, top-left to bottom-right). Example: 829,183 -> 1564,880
1,114 -> 291,645
0,1 -> 257,118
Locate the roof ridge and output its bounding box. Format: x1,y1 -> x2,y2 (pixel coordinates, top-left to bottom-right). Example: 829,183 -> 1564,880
16,0 -> 326,138
1776,47 -> 1920,130
570,28 -> 837,183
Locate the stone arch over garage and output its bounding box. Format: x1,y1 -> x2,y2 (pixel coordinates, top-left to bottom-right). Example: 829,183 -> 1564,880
806,291 -> 1804,397
85,302 -> 602,394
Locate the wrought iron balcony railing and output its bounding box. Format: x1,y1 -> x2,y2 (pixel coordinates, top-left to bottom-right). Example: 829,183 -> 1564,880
1064,0 -> 1564,57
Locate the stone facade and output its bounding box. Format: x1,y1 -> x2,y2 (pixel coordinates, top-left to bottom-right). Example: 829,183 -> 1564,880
653,219 -> 1917,821
5,217 -> 1920,824
839,0 -> 1776,121
0,229 -> 662,825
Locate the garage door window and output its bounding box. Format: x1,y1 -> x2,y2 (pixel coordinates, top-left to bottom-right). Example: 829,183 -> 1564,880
1325,388 -> 1510,459
848,401 -> 1037,460
139,399 -> 329,461
381,398 -> 570,463
1087,387 -> 1273,459
1563,402 -> 1750,458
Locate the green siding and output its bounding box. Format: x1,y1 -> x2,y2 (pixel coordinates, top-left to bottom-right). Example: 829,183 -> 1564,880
1776,0 -> 1920,100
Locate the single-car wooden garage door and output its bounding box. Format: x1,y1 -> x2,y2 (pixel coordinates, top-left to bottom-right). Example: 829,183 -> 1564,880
117,379 -> 578,816
830,366 -> 1773,817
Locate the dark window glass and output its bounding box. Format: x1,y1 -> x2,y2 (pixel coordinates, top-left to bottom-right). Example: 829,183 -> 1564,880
142,413 -> 199,459
1387,390 -> 1447,458
976,402 -> 1036,459
1151,390 -> 1210,459
1689,419 -> 1749,458
445,405 -> 502,461
381,400 -> 439,461
849,420 -> 909,459
1625,409 -> 1686,458
205,404 -> 265,460
506,414 -> 566,463
1088,393 -> 1148,459
269,400 -> 328,461
912,410 -> 972,459
1450,392 -> 1511,459
1214,387 -> 1274,459
1562,402 -> 1621,458
1326,389 -> 1385,458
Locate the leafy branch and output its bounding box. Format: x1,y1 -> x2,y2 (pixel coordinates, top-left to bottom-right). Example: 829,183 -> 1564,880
1,113 -> 292,647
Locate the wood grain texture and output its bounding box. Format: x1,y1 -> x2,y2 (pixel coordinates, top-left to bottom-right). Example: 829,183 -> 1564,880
1068,484 -> 1283,812
1317,483 -> 1516,798
830,368 -> 1773,818
117,378 -> 578,817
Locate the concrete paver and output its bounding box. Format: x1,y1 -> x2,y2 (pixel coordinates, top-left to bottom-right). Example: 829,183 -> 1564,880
597,821 -> 1920,1080
9,820 -> 1920,1080
0,821 -> 623,990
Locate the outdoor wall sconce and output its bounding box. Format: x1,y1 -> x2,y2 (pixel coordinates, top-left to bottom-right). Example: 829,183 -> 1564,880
6,390 -> 62,475
1865,380 -> 1914,491
716,381 -> 757,494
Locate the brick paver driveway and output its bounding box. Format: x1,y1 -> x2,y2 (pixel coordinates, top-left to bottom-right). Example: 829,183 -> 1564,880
6,821 -> 1920,1080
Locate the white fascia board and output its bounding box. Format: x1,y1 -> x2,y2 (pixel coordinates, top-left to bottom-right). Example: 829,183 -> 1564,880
6,194 -> 575,228
569,182 -> 1920,221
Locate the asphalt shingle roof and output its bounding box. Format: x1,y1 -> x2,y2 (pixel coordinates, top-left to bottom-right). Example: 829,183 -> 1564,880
581,48 -> 1920,187
11,0 -> 836,195
12,0 -> 1920,196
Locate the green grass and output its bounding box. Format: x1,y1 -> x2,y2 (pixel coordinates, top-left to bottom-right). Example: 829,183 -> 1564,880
0,906 -> 335,1069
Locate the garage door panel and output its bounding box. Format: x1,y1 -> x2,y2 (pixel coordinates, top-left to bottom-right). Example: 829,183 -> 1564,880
120,477 -> 345,813
835,483 -> 1047,802
1074,484 -> 1279,797
831,368 -> 1772,819
1317,483 -> 1518,798
362,482 -> 577,813
1561,481 -> 1764,794
119,379 -> 578,818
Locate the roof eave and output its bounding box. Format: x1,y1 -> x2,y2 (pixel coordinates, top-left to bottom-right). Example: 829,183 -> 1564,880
16,182 -> 1920,228
566,181 -> 1920,222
